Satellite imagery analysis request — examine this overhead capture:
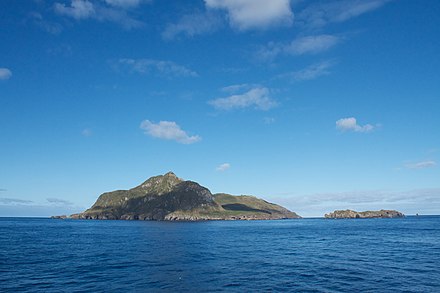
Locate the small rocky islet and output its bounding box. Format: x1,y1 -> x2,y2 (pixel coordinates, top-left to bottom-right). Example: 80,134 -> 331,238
325,209 -> 404,219
66,172 -> 301,221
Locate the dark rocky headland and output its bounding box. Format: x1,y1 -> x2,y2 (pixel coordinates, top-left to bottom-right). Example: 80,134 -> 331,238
65,172 -> 300,221
325,209 -> 404,219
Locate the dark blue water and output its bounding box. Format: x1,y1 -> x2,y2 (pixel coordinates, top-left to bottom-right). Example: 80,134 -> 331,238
1,217 -> 439,292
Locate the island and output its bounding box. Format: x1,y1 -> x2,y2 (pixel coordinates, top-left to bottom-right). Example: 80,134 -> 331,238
325,209 -> 404,219
67,172 -> 300,221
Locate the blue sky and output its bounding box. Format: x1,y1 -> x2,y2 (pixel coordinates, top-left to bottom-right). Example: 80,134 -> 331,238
1,0 -> 439,217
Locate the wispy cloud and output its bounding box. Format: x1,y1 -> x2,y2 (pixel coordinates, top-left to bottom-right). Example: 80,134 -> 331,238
278,60 -> 336,81
47,198 -> 74,206
95,6 -> 144,29
54,0 -> 95,20
273,188 -> 440,217
205,0 -> 293,31
281,188 -> 440,206
0,68 -> 12,80
221,83 -> 257,93
297,0 -> 391,29
405,160 -> 437,170
218,67 -> 248,74
257,34 -> 341,61
286,35 -> 341,55
336,117 -> 375,133
54,0 -> 145,29
0,198 -> 83,217
162,11 -> 223,40
216,163 -> 231,171
264,117 -> 275,124
116,59 -> 198,78
46,44 -> 73,57
29,12 -> 63,34
140,120 -> 201,144
1,197 -> 74,206
104,0 -> 150,9
81,128 -> 93,137
0,198 -> 34,205
209,87 -> 277,111
427,148 -> 439,155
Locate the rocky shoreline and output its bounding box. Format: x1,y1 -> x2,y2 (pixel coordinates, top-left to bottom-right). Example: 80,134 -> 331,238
67,213 -> 295,221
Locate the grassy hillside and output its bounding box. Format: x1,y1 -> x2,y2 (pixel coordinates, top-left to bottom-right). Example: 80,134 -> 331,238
71,173 -> 300,221
213,193 -> 301,219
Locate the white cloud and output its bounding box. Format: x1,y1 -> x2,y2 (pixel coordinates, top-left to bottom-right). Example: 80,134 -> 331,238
405,161 -> 437,170
163,0 -> 293,39
162,12 -> 223,40
279,60 -> 336,81
298,0 -> 391,29
257,34 -> 340,61
140,120 -> 201,144
216,163 -> 231,171
0,68 -> 12,80
54,0 -> 95,20
336,117 -> 375,133
117,59 -> 198,77
209,87 -> 277,111
205,0 -> 293,31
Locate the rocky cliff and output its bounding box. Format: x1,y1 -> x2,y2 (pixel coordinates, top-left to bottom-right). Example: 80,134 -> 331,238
325,209 -> 404,219
70,172 -> 300,221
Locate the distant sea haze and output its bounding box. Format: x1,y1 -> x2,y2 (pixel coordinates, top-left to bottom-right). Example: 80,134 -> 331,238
1,217 -> 439,291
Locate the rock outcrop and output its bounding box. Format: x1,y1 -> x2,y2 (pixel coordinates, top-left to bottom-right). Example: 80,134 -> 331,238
68,172 -> 300,221
325,209 -> 404,219
50,215 -> 67,219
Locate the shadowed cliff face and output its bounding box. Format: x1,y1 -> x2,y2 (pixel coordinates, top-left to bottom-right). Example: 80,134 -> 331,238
71,172 -> 301,221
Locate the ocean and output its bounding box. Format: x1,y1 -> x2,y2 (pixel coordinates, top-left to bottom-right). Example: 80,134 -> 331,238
1,216 -> 439,292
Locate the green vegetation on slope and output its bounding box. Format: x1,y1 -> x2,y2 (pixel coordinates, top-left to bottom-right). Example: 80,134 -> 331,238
72,172 -> 300,221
